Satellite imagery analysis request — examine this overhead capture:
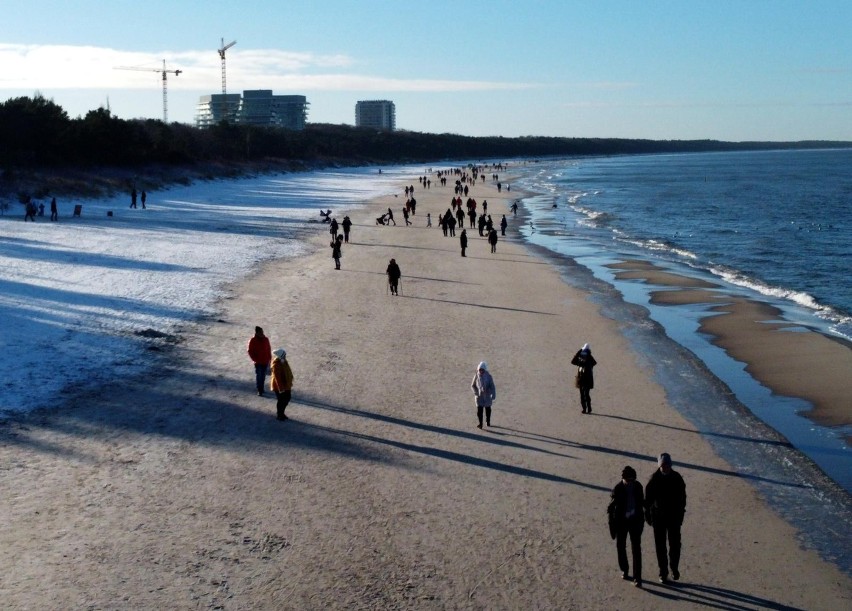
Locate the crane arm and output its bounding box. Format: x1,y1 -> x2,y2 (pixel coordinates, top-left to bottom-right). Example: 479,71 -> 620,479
116,66 -> 181,74
218,39 -> 237,58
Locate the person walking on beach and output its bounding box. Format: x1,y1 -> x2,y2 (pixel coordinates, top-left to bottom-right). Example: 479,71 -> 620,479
130,187 -> 137,209
609,466 -> 645,588
341,215 -> 352,242
403,206 -> 411,226
571,343 -> 597,413
50,197 -> 58,221
24,199 -> 37,222
471,361 -> 496,429
331,235 -> 343,270
329,217 -> 339,239
386,207 -> 396,226
141,190 -> 147,209
644,453 -> 687,584
500,214 -> 508,236
460,229 -> 468,257
488,228 -> 499,253
386,258 -> 401,295
270,348 -> 294,421
426,212 -> 432,227
247,326 -> 272,396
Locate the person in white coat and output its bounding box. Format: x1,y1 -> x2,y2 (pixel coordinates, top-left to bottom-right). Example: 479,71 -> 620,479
471,361 -> 497,429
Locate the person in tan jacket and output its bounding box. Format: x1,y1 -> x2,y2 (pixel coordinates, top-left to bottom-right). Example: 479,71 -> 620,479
270,348 -> 294,421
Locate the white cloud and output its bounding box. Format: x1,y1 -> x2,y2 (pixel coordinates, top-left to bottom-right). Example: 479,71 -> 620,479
0,43 -> 536,93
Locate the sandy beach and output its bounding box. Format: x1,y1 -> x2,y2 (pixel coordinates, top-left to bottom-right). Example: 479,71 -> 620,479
1,170 -> 850,609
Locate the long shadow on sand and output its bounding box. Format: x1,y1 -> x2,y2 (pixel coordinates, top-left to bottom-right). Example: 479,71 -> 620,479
356,242 -> 449,254
299,421 -> 607,491
3,373 -> 607,491
639,580 -> 805,611
594,413 -> 794,449
295,395 -> 579,461
401,294 -> 559,316
340,268 -> 481,286
490,425 -> 808,490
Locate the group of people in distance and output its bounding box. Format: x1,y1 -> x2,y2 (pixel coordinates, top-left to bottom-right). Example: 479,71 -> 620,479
22,196 -> 59,221
326,215 -> 352,270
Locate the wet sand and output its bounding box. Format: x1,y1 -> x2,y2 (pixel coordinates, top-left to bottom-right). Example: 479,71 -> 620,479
607,259 -> 852,431
1,172 -> 849,609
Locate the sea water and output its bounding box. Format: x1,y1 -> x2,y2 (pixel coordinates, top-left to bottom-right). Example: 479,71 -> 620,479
513,149 -> 852,571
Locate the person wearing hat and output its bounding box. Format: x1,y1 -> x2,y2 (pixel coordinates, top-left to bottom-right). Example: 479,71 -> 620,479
570,343 -> 597,413
608,466 -> 645,587
644,453 -> 687,583
470,361 -> 497,429
246,326 -> 272,396
270,348 -> 294,421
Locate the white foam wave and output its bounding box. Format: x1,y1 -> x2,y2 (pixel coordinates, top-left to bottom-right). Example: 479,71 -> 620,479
612,235 -> 698,260
707,265 -> 852,333
710,266 -> 820,309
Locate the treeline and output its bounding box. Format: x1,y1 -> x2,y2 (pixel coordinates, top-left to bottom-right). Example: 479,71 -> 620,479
2,94 -> 849,169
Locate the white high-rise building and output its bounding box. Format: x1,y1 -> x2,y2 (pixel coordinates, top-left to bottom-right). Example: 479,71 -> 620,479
355,100 -> 396,131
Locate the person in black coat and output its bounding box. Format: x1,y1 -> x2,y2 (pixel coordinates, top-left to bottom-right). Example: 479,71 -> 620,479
645,453 -> 687,583
609,466 -> 645,587
460,229 -> 468,257
341,215 -> 352,242
386,258 -> 401,295
570,343 -> 597,413
331,235 -> 343,270
487,228 -> 498,253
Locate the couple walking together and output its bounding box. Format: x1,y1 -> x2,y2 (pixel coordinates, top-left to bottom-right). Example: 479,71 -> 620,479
609,454 -> 687,588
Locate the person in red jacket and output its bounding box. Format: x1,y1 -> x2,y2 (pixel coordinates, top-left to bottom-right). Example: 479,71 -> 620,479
247,326 -> 272,396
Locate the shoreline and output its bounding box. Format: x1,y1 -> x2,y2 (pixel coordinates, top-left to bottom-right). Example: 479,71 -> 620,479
606,259 -> 852,433
1,166 -> 850,607
513,175 -> 851,495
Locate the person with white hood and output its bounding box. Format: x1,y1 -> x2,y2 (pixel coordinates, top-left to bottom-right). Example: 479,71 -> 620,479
571,343 -> 597,413
270,348 -> 294,421
471,361 -> 497,429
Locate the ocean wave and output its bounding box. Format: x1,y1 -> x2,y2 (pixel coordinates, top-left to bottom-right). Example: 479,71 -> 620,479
612,234 -> 698,260
706,264 -> 851,331
571,204 -> 617,227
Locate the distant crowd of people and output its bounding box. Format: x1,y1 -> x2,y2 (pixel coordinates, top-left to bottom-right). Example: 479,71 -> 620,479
21,196 -> 59,222
19,187 -> 151,223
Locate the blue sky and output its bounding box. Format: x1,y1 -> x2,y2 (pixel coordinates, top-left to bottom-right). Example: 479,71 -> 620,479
2,0 -> 850,141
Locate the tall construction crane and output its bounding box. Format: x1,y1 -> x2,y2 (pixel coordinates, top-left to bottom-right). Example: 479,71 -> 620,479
218,38 -> 237,94
115,59 -> 182,122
